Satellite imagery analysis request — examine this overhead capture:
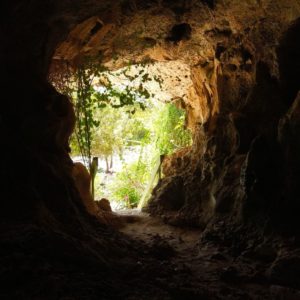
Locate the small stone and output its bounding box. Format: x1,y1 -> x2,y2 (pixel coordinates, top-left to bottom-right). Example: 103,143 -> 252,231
96,198 -> 112,212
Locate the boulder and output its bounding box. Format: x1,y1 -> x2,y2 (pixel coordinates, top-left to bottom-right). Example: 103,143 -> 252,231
72,162 -> 98,216
96,198 -> 112,212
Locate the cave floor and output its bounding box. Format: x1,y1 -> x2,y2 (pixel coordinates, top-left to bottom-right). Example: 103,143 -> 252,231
1,211 -> 298,300
116,211 -> 273,300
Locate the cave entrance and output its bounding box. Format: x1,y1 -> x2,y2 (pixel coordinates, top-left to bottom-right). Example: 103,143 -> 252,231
49,58 -> 193,211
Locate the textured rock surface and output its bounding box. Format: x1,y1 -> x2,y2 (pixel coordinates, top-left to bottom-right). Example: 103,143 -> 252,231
50,0 -> 300,230
96,198 -> 112,212
1,0 -> 300,299
72,162 -> 99,215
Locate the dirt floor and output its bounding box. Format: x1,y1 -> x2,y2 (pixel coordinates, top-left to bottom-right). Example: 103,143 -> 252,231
118,209 -> 203,262
2,210 -> 299,300
116,210 -> 298,300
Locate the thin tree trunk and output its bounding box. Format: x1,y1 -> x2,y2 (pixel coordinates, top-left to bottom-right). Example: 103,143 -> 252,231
90,157 -> 98,200
110,156 -> 113,170
105,157 -> 109,173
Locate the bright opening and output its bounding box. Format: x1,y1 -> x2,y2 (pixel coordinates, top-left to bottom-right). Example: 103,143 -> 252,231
50,58 -> 193,211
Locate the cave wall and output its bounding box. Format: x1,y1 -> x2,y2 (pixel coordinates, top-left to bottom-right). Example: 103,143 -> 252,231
1,0 -> 300,233
0,0 -> 122,231
142,1 -> 300,231
2,1 -> 300,299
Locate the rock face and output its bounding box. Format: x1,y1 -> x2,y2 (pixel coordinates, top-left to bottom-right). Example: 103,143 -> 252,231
49,0 -> 300,230
96,198 -> 112,212
1,0 -> 300,298
267,251 -> 300,289
72,162 -> 98,215
45,0 -> 300,230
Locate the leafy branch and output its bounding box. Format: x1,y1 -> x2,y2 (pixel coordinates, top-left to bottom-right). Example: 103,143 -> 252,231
49,56 -> 162,199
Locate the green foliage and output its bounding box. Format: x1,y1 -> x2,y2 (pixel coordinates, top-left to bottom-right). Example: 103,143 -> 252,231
104,103 -> 192,207
112,183 -> 140,208
91,104 -> 153,164
50,57 -> 155,168
109,160 -> 149,208
50,57 -> 192,207
73,57 -> 154,170
92,107 -> 123,158
154,103 -> 192,155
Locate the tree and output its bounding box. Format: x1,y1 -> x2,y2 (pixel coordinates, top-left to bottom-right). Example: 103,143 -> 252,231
92,107 -> 123,172
154,103 -> 192,155
104,100 -> 192,208
49,57 -> 154,199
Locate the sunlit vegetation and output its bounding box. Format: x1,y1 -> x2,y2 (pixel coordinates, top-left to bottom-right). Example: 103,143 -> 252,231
50,57 -> 192,208
91,100 -> 192,209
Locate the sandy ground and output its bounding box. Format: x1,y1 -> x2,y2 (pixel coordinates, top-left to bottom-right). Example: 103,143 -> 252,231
2,209 -> 298,299
116,210 -> 277,300
119,210 -> 202,258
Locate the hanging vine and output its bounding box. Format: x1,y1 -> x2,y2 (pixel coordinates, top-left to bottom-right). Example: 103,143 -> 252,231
49,55 -> 161,198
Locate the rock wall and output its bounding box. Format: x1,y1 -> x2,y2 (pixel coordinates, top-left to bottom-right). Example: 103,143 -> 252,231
143,1 -> 300,231
1,1 -> 300,299
1,0 -> 300,241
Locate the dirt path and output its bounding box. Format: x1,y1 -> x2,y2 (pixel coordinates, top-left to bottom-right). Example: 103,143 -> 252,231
119,210 -> 201,255
117,210 -> 273,300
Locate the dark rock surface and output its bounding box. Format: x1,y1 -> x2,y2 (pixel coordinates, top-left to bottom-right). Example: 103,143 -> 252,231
1,0 -> 300,299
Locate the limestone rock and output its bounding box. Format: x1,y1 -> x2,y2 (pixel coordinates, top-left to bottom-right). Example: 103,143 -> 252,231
72,162 -> 98,216
96,198 -> 112,212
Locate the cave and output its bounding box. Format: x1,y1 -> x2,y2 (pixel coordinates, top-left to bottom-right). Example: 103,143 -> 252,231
1,1 -> 300,299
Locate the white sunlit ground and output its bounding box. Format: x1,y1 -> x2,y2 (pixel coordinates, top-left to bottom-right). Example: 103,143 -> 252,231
72,146 -> 143,211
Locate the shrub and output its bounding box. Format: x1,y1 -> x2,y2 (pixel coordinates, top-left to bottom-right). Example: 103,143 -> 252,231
109,160 -> 149,208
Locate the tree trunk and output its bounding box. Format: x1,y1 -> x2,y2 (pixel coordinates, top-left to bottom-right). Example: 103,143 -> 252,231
110,155 -> 113,170
105,157 -> 110,173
